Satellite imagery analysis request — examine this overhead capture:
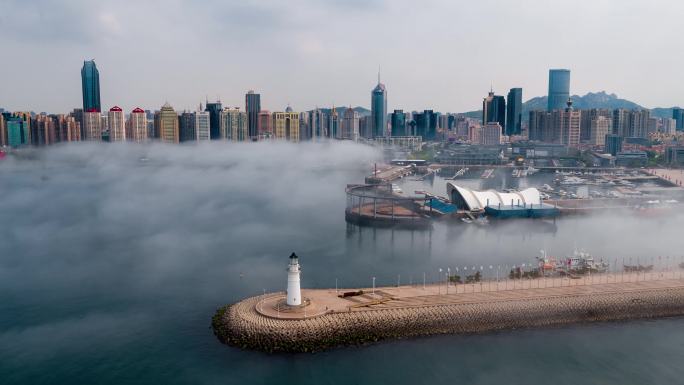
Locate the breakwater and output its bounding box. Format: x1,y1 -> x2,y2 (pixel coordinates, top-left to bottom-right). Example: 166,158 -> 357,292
212,275 -> 684,353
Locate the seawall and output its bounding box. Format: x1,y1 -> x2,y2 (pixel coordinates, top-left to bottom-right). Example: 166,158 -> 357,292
213,276 -> 684,353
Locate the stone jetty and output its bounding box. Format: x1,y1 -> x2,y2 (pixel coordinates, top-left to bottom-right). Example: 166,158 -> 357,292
213,272 -> 684,353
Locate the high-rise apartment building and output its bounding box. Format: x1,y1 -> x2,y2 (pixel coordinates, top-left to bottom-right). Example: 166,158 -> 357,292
245,91 -> 261,140
6,117 -> 28,147
258,110 -> 272,139
341,107 -> 359,140
273,110 -> 300,142
81,60 -> 101,113
195,110 -> 211,141
127,108 -> 147,142
547,69 -> 570,111
483,91 -> 506,132
83,110 -> 102,140
590,116 -> 612,146
328,107 -> 339,139
221,108 -> 248,141
506,88 -> 522,136
414,110 -> 438,141
554,101 -> 581,147
0,113 -> 5,146
108,106 -> 125,141
158,103 -> 179,143
371,74 -> 387,138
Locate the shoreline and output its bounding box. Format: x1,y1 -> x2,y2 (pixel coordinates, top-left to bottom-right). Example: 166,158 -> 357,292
213,274 -> 684,353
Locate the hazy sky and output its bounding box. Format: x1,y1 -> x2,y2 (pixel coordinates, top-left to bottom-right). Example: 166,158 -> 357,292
1,0 -> 682,113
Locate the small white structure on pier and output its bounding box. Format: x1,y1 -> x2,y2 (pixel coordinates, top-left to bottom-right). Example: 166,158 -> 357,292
286,252 -> 302,306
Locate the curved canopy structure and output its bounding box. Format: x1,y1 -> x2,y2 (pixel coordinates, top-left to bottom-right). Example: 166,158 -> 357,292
446,182 -> 542,211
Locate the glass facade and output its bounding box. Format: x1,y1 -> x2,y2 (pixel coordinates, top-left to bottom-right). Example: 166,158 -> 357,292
506,88 -> 522,136
371,83 -> 387,138
245,91 -> 261,140
81,60 -> 101,112
205,102 -> 222,140
547,69 -> 570,111
390,110 -> 406,137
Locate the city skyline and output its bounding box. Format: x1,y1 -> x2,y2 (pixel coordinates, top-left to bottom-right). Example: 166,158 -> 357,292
1,0 -> 683,113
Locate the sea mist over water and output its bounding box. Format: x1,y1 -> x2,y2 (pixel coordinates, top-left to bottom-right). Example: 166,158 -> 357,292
1,141 -> 684,384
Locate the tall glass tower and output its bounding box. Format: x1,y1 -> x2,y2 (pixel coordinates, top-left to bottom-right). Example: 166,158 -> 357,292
245,91 -> 261,140
506,88 -> 523,136
547,69 -> 570,111
81,60 -> 101,112
371,73 -> 387,138
205,100 -> 222,140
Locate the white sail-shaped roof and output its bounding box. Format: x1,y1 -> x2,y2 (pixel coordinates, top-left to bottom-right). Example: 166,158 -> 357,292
446,182 -> 541,211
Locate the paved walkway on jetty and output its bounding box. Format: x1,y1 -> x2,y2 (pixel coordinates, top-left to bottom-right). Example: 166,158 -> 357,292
256,271 -> 684,320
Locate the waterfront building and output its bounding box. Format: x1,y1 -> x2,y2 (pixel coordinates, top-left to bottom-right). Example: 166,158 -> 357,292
107,106 -> 125,141
158,102 -> 179,143
245,91 -> 261,140
127,108 -> 147,142
433,145 -> 503,165
195,110 -> 211,141
340,107 -> 359,140
506,88 -> 522,136
390,109 -> 406,137
547,69 -> 570,111
81,60 -> 101,113
371,73 -> 387,138
590,116 -> 612,146
273,110 -> 300,142
665,147 -> 684,165
178,111 -> 196,142
605,134 -> 623,156
205,100 -> 222,140
616,151 -> 647,167
257,110 -> 272,139
555,100 -> 581,147
673,107 -> 683,131
479,122 -> 503,145
83,110 -> 102,141
221,107 -> 248,141
414,110 -> 438,141
482,90 -> 506,132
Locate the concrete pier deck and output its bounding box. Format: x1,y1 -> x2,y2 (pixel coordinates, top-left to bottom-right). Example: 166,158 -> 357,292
213,272 -> 684,353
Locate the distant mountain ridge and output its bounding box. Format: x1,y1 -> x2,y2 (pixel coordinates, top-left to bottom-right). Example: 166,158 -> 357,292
464,91 -> 678,120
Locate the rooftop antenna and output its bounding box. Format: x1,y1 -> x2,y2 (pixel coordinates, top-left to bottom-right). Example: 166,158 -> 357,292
378,65 -> 381,84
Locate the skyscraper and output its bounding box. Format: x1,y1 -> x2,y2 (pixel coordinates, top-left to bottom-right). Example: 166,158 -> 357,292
414,110 -> 438,140
273,109 -> 300,142
341,107 -> 359,140
672,107 -> 683,130
328,107 -> 339,138
205,100 -> 222,140
195,110 -> 211,141
245,91 -> 261,140
83,110 -> 102,140
159,103 -> 179,143
371,73 -> 387,138
547,69 -> 570,111
390,109 -> 406,137
483,91 -> 506,132
81,60 -> 101,112
127,108 -> 147,142
221,108 -> 248,141
108,106 -> 125,141
506,88 -> 522,136
258,110 -> 272,139
178,111 -> 196,142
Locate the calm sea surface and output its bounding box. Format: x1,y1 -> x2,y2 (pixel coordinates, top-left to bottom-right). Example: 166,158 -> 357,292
1,143 -> 683,384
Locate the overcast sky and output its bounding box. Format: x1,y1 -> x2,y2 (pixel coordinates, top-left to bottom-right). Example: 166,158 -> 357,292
1,0 -> 682,113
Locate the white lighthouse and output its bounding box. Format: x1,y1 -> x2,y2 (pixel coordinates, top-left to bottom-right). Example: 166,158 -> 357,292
286,252 -> 302,306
